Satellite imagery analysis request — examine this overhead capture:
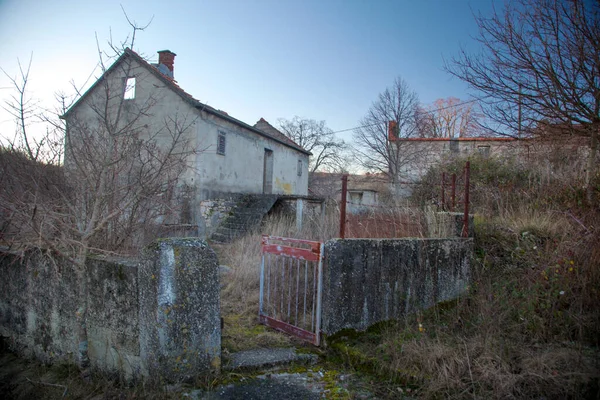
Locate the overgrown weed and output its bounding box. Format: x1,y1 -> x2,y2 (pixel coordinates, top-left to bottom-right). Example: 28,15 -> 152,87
216,154 -> 599,397
217,212 -> 339,353
329,155 -> 600,399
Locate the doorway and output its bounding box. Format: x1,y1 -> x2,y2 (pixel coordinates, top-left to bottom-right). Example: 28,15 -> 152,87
263,149 -> 273,194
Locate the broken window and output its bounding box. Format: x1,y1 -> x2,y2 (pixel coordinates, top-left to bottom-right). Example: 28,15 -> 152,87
349,192 -> 363,205
217,131 -> 226,155
123,77 -> 136,100
297,159 -> 303,176
477,145 -> 491,157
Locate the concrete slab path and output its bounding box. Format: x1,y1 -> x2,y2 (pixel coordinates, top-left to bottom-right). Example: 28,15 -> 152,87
224,347 -> 318,371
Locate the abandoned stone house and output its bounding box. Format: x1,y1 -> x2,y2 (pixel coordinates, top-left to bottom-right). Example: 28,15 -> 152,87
393,137 -> 519,182
61,48 -> 311,240
309,172 -> 388,213
387,120 -> 591,196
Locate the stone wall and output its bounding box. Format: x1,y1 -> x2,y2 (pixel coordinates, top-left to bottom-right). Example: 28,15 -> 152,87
321,238 -> 472,335
0,238 -> 220,381
198,194 -> 244,238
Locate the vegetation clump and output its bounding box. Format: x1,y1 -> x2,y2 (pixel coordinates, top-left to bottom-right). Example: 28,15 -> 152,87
322,154 -> 599,398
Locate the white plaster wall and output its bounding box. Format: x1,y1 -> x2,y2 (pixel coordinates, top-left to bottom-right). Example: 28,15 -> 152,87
65,54 -> 309,205
64,56 -> 200,187
194,113 -> 309,200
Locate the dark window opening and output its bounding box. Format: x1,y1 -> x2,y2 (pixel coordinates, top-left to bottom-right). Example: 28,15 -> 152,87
217,132 -> 226,155
478,145 -> 491,157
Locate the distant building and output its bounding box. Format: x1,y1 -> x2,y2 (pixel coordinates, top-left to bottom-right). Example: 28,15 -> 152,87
309,172 -> 388,213
388,121 -> 591,196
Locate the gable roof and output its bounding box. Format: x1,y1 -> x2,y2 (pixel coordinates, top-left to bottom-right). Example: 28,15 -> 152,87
253,118 -> 303,149
61,48 -> 311,156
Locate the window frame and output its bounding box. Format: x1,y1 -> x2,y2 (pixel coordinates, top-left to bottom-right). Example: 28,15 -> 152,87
217,131 -> 226,155
123,77 -> 136,100
477,145 -> 491,157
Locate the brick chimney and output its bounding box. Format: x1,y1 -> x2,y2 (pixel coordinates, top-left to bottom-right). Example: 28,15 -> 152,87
388,120 -> 398,141
157,50 -> 176,78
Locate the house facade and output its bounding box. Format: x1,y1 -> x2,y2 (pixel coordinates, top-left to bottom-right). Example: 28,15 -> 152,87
394,137 -> 520,182
62,48 -> 310,238
390,133 -> 590,197
309,172 -> 388,213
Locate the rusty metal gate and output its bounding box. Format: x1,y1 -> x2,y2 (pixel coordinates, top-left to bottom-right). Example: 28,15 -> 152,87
259,235 -> 324,346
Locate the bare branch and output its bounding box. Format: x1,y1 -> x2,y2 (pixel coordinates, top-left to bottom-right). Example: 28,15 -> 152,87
277,116 -> 348,172
447,0 -> 600,202
353,76 -> 423,183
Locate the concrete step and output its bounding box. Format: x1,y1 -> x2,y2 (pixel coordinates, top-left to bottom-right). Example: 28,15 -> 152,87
223,347 -> 318,372
209,194 -> 280,243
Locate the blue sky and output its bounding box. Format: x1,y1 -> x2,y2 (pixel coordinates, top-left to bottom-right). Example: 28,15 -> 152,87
0,0 -> 499,143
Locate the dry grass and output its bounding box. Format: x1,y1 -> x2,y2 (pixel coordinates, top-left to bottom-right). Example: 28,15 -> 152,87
216,154 -> 600,398
217,212 -> 340,353
370,331 -> 599,399
497,206 -> 571,239
345,208 -> 426,238
328,156 -> 600,398
0,347 -> 181,399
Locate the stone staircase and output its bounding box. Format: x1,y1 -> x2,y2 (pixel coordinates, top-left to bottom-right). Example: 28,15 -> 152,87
210,194 -> 279,243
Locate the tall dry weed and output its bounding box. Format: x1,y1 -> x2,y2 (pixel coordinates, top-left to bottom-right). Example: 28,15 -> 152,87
219,212 -> 338,316
328,155 -> 600,398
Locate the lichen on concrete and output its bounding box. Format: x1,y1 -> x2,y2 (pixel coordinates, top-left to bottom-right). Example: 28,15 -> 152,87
1,238 -> 222,383
321,238 -> 473,335
139,238 -> 221,381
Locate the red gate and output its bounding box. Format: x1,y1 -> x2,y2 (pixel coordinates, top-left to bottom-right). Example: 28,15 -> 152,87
259,235 -> 324,346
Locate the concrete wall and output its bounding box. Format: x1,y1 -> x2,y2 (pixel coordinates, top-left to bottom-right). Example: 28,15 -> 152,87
197,195 -> 244,238
321,238 -> 472,335
0,238 -> 220,381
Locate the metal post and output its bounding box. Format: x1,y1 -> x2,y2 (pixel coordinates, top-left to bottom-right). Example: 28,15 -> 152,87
441,172 -> 446,211
462,161 -> 471,238
314,242 -> 325,346
340,174 -> 348,238
296,199 -> 304,232
451,173 -> 456,212
259,254 -> 265,315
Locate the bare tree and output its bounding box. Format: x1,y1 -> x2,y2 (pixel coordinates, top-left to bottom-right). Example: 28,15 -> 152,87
447,0 -> 600,202
277,116 -> 347,172
1,16 -> 197,374
1,56 -> 49,162
353,77 -> 421,184
416,97 -> 482,138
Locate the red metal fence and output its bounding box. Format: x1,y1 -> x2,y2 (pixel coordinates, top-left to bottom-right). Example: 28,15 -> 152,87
439,161 -> 471,237
338,161 -> 471,239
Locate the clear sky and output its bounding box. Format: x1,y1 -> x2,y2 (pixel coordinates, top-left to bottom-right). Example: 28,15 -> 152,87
0,0 -> 500,144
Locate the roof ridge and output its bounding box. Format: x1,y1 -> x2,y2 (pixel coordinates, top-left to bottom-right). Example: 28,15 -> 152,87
63,48 -> 310,155
253,118 -> 305,150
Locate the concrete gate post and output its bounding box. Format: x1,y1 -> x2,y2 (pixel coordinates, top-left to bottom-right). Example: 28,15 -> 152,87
139,238 -> 221,381
296,199 -> 304,232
